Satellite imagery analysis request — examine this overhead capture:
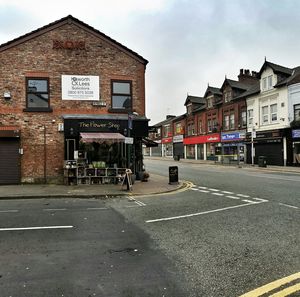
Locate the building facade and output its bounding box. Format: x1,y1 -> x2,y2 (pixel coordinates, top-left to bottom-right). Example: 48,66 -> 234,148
0,15 -> 149,184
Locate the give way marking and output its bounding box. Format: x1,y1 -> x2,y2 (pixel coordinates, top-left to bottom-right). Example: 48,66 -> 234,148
239,271 -> 300,297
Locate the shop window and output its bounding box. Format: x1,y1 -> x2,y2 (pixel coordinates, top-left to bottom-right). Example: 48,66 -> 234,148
111,80 -> 132,110
25,78 -> 51,111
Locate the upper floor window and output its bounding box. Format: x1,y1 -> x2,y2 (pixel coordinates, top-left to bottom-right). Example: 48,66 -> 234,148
270,104 -> 278,122
156,127 -> 161,138
224,115 -> 229,130
198,119 -> 203,134
262,75 -> 273,91
262,106 -> 269,124
187,122 -> 195,136
224,91 -> 232,103
229,113 -> 235,129
111,80 -> 132,110
163,124 -> 171,138
207,120 -> 212,132
26,78 -> 50,110
207,96 -> 214,108
294,104 -> 300,121
248,109 -> 253,125
175,123 -> 183,134
241,110 -> 247,127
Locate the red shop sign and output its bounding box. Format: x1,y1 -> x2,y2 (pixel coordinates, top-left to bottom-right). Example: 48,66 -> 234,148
162,137 -> 173,144
183,133 -> 220,145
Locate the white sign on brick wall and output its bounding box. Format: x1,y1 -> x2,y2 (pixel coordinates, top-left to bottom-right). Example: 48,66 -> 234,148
62,75 -> 99,100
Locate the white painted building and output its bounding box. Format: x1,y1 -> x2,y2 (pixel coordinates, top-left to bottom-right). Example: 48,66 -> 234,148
246,61 -> 294,166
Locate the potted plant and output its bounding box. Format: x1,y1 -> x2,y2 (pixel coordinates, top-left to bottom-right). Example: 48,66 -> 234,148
141,171 -> 150,182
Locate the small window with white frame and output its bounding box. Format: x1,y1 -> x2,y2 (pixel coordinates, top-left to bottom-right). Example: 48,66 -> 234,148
270,103 -> 277,122
262,106 -> 269,124
248,109 -> 253,125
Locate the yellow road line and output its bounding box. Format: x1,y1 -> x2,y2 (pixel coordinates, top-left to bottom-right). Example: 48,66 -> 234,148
239,272 -> 300,297
269,282 -> 300,296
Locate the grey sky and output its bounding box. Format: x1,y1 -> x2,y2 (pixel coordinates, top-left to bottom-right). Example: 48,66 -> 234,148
0,0 -> 299,124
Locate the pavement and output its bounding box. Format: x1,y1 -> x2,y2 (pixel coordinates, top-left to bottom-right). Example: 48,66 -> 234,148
0,173 -> 187,199
145,156 -> 300,174
0,157 -> 299,200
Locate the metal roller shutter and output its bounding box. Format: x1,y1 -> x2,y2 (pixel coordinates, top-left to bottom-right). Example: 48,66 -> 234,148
0,139 -> 20,184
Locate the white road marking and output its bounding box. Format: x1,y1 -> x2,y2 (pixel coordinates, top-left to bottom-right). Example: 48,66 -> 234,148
135,200 -> 146,206
198,186 -> 208,189
43,208 -> 67,211
0,226 -> 74,231
146,202 -> 263,223
242,199 -> 257,204
191,188 -> 200,191
237,194 -> 250,198
226,195 -> 240,200
208,188 -> 220,192
0,210 -> 19,213
199,190 -> 210,193
222,191 -> 234,194
86,207 -> 108,210
252,198 -> 268,202
211,192 -> 224,196
278,203 -> 299,209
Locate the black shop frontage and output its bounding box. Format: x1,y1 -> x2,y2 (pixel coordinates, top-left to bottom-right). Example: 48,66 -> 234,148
63,114 -> 149,182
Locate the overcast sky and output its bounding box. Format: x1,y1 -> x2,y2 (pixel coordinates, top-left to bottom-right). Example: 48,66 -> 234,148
1,0 -> 300,124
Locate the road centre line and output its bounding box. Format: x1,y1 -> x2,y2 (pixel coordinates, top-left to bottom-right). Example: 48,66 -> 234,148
191,188 -> 199,191
237,194 -> 250,198
0,210 -> 19,213
252,198 -> 268,202
239,272 -> 300,297
86,207 -> 108,210
226,195 -> 240,200
278,203 -> 299,209
197,186 -> 208,189
208,188 -> 220,191
199,190 -> 210,193
242,199 -> 257,204
211,192 -> 224,196
221,191 -> 234,194
0,226 -> 74,231
43,208 -> 67,211
146,202 -> 264,223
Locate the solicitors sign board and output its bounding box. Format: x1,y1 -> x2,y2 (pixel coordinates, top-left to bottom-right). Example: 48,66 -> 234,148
62,75 -> 99,100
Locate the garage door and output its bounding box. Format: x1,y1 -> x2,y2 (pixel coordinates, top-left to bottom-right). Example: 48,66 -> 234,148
0,139 -> 20,184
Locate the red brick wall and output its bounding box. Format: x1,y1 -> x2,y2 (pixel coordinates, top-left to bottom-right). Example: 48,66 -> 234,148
0,21 -> 146,183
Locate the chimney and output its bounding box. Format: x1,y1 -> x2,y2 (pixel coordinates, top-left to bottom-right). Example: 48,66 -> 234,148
238,68 -> 259,85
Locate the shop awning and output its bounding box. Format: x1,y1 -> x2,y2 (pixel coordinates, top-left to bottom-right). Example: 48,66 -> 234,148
142,137 -> 158,147
80,132 -> 125,144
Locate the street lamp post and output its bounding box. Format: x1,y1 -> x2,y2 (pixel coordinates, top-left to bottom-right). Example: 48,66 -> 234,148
251,127 -> 256,166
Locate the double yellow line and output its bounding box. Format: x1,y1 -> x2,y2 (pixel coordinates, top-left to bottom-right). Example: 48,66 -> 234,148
239,272 -> 300,296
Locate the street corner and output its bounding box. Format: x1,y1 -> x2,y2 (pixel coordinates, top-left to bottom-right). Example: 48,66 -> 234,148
239,272 -> 300,297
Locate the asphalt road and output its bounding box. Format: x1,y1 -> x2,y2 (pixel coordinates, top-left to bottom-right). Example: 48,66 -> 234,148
0,160 -> 299,297
0,198 -> 184,297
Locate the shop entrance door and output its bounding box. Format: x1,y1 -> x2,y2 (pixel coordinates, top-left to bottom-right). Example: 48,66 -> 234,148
0,139 -> 20,184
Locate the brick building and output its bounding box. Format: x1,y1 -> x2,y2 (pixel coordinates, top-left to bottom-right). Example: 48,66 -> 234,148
0,15 -> 149,184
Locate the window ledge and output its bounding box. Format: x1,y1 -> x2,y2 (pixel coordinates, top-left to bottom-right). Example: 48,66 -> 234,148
23,107 -> 53,112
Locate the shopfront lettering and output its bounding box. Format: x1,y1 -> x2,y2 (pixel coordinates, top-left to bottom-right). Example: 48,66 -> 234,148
79,121 -> 120,130
53,40 -> 86,50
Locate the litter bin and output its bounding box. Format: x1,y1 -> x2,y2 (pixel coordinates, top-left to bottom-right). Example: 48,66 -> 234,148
258,156 -> 267,167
